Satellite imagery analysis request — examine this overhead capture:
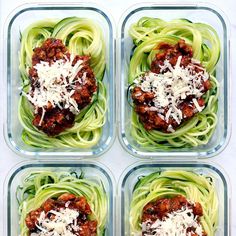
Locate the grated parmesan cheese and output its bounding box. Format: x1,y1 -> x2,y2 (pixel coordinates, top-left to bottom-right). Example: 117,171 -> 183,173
31,208 -> 80,236
192,98 -> 204,112
135,56 -> 208,129
24,55 -> 92,125
167,125 -> 175,133
142,206 -> 204,236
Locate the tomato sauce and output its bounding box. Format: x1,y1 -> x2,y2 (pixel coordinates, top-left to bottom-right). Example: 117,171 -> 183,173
142,195 -> 206,236
28,38 -> 97,136
25,193 -> 97,236
131,40 -> 211,132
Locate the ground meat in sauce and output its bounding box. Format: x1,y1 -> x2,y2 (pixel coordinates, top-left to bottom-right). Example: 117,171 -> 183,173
131,40 -> 211,132
25,193 -> 97,236
28,38 -> 97,136
142,195 -> 207,236
32,108 -> 75,137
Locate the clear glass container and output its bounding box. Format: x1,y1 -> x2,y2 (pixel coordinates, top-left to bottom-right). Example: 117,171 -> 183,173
118,3 -> 230,158
4,3 -> 115,158
4,160 -> 115,236
118,161 -> 230,236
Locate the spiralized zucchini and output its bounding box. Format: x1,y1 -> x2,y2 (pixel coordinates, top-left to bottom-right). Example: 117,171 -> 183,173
19,17 -> 107,148
128,18 -> 220,150
18,171 -> 108,236
130,170 -> 218,236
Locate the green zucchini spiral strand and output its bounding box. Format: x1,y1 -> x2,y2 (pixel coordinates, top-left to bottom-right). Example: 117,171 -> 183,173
128,18 -> 220,150
18,171 -> 108,236
19,17 -> 107,148
130,170 -> 218,236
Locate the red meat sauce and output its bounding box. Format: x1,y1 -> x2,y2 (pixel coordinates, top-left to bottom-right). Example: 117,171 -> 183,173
25,193 -> 97,236
28,38 -> 97,136
142,195 -> 206,236
131,40 -> 211,132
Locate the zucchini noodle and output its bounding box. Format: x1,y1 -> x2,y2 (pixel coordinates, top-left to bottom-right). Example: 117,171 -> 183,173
18,171 -> 108,236
128,18 -> 220,150
130,170 -> 218,236
19,17 -> 107,148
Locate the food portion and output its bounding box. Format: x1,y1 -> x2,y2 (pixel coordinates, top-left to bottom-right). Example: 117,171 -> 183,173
128,18 -> 220,149
141,196 -> 206,236
130,170 -> 218,236
18,171 -> 107,236
25,193 -> 97,235
19,17 -> 107,148
25,38 -> 97,136
132,40 -> 210,132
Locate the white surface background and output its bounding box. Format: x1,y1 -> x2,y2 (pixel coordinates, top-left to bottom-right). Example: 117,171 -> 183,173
0,0 -> 235,235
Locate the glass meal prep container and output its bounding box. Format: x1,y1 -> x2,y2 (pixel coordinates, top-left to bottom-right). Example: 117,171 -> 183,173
118,161 -> 230,236
4,3 -> 115,158
4,160 -> 115,236
118,3 -> 230,158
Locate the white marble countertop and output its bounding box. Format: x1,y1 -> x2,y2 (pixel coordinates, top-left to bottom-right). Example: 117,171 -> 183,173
0,0 -> 235,235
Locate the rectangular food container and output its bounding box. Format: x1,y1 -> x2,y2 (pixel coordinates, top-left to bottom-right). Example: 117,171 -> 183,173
4,160 -> 115,235
4,3 -> 115,158
118,3 -> 230,158
118,161 -> 230,236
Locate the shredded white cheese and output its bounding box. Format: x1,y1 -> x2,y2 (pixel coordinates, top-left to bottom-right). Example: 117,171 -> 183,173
167,125 -> 175,133
24,55 -> 91,125
135,56 -> 208,128
192,98 -> 204,112
30,208 -> 80,236
142,206 -> 204,236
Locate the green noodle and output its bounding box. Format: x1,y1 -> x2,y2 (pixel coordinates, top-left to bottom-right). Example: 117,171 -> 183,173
19,17 -> 107,148
128,18 -> 220,150
18,171 -> 108,236
130,170 -> 218,236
